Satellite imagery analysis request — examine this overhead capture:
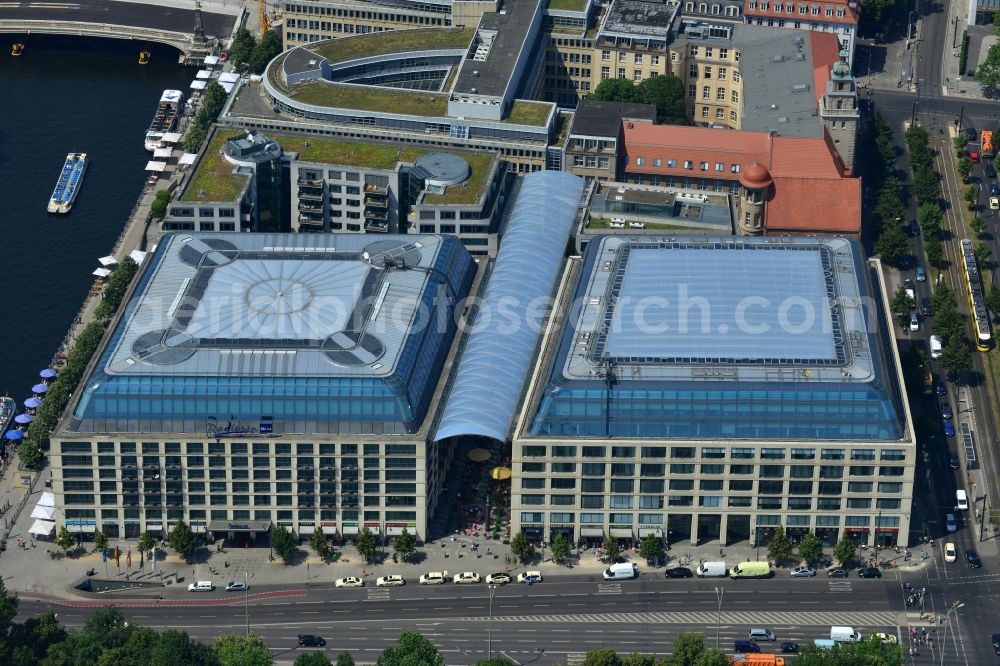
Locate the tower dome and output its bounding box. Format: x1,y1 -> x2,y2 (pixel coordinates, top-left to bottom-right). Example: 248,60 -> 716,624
739,160 -> 772,189
832,49 -> 851,79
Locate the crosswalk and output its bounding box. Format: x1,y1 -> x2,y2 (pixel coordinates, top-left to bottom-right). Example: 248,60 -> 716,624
597,583 -> 622,595
366,588 -> 390,601
454,610 -> 899,626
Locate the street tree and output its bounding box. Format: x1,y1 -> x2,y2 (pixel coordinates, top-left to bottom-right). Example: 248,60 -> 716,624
964,184 -> 979,210
309,526 -> 329,560
941,338 -> 973,377
16,440 -> 43,471
474,659 -> 516,666
797,532 -> 823,566
137,531 -> 156,558
250,30 -> 283,74
874,222 -> 909,266
932,306 -> 966,346
692,650 -> 729,666
971,216 -> 987,237
954,135 -> 970,154
622,653 -> 654,666
393,527 -> 417,562
356,527 -> 377,564
213,633 -> 274,666
833,532 -> 856,567
56,526 -> 76,554
336,653 -> 356,666
169,520 -> 197,560
917,202 -> 943,233
668,632 -> 706,666
582,648 -> 623,666
639,533 -> 663,566
975,240 -> 993,269
550,531 -> 572,564
377,631 -> 445,666
958,156 -> 974,182
975,40 -> 1000,92
926,234 -> 944,268
911,167 -> 940,205
932,283 -> 957,313
294,653 -> 333,666
93,530 -> 108,556
150,190 -> 171,220
228,28 -> 257,66
766,526 -> 793,565
890,285 -> 916,328
510,531 -> 535,564
602,533 -> 621,563
985,284 -> 1000,319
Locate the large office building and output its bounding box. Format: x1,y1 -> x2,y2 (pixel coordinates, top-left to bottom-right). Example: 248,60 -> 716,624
510,236 -> 916,549
50,232 -> 477,543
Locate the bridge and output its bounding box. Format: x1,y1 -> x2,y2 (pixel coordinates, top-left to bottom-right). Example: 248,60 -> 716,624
0,1 -> 242,61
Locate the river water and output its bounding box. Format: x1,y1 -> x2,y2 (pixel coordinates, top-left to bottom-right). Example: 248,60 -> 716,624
0,35 -> 192,400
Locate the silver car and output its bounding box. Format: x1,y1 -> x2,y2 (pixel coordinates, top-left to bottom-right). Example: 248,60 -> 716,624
790,567 -> 816,577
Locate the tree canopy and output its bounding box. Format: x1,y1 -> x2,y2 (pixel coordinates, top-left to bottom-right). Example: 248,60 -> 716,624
376,631 -> 444,666
591,76 -> 687,124
270,524 -> 297,564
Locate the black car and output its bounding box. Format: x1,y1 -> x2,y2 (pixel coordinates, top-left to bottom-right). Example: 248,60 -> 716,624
781,642 -> 800,654
988,164 -> 998,178
941,403 -> 953,419
858,567 -> 882,578
992,633 -> 1000,655
948,452 -> 960,470
908,221 -> 920,237
665,567 -> 693,578
967,549 -> 983,569
298,635 -> 326,647
936,382 -> 947,396
921,297 -> 934,318
826,568 -> 850,578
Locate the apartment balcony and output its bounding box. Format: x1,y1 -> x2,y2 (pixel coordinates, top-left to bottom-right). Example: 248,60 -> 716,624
365,183 -> 388,195
298,201 -> 324,213
365,220 -> 389,232
298,177 -> 323,187
298,189 -> 324,202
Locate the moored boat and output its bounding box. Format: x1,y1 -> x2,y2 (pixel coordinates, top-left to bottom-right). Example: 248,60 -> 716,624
47,153 -> 88,214
139,50 -> 151,65
145,89 -> 183,152
11,42 -> 24,56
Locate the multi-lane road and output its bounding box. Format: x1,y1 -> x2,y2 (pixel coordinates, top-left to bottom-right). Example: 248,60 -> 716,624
16,570 -> 994,664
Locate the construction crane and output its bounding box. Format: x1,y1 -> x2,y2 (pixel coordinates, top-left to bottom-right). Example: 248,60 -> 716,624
258,0 -> 270,38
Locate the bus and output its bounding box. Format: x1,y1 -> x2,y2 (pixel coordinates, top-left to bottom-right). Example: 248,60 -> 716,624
960,239 -> 993,351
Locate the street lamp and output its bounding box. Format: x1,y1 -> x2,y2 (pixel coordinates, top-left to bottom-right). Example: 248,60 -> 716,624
244,571 -> 253,637
938,601 -> 965,666
487,584 -> 499,659
714,586 -> 725,649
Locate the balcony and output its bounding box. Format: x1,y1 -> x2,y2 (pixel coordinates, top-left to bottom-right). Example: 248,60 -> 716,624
298,189 -> 324,202
298,177 -> 323,187
298,201 -> 324,213
365,183 -> 388,195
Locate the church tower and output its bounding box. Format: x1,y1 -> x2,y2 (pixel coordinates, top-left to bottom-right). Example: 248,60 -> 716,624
819,49 -> 859,174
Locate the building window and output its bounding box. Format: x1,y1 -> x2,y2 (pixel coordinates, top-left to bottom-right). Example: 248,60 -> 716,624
717,87 -> 726,100
602,50 -> 611,61
730,111 -> 738,121
601,66 -> 610,79
704,66 -> 712,79
702,86 -> 710,99
688,84 -> 697,97
731,90 -> 740,103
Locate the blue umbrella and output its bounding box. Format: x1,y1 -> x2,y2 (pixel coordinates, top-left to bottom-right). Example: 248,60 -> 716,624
24,397 -> 41,409
31,384 -> 48,395
39,369 -> 56,379
14,414 -> 32,425
5,430 -> 23,441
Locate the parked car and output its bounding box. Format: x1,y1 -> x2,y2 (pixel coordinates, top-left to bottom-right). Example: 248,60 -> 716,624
665,567 -> 694,578
991,197 -> 999,210
826,568 -> 850,578
967,549 -> 983,568
225,580 -> 247,592
990,183 -> 1000,195
941,403 -> 953,419
791,567 -> 816,577
944,420 -> 956,437
908,221 -> 920,237
376,575 -> 406,587
993,634 -> 1000,655
419,571 -> 449,585
517,571 -> 543,584
971,150 -> 981,163
921,297 -> 934,317
298,635 -> 326,647
945,542 -> 957,563
858,567 -> 882,578
910,312 -> 920,332
335,576 -> 364,588
987,164 -> 997,178
485,573 -> 511,585
948,452 -> 960,470
936,382 -> 947,396
781,642 -> 800,654
453,571 -> 481,584
916,266 -> 927,282
967,127 -> 978,142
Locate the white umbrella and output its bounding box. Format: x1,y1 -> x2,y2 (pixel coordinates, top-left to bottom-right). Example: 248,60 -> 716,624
38,491 -> 55,507
220,81 -> 236,93
196,69 -> 212,79
203,55 -> 219,65
161,132 -> 182,144
129,249 -> 147,264
144,161 -> 167,173
179,153 -> 197,165
92,268 -> 112,278
29,519 -> 56,536
153,147 -> 172,159
97,255 -> 118,267
218,72 -> 239,83
31,504 -> 55,520
190,80 -> 207,90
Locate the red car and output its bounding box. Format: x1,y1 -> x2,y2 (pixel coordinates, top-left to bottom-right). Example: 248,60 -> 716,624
970,150 -> 981,163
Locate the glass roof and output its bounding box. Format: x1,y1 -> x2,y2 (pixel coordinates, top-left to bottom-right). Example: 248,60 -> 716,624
528,236 -> 907,441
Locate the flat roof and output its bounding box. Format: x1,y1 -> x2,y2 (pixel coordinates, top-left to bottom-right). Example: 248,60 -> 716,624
68,233 -> 476,435
309,28 -> 475,65
527,236 -> 908,441
453,0 -> 542,98
600,0 -> 680,38
569,99 -> 656,138
180,130 -> 249,203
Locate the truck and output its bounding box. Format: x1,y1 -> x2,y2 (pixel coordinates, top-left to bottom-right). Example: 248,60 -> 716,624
831,626 -> 863,642
602,562 -> 638,580
729,561 -> 772,579
696,561 -> 727,577
982,130 -> 995,159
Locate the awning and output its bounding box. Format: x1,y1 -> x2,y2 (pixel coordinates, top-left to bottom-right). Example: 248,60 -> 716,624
610,527 -> 634,538
385,526 -> 406,536
219,72 -> 239,83
190,80 -> 207,90
128,249 -> 147,264
191,523 -> 207,533
97,255 -> 118,267
639,527 -> 663,538
92,268 -> 112,278
207,520 -> 272,532
153,147 -> 173,159
580,527 -> 604,537
342,525 -> 359,535
196,69 -> 212,79
220,81 -> 236,93
38,491 -> 55,507
144,161 -> 167,172
161,132 -> 183,144
29,519 -> 55,536
321,525 -> 338,535
203,54 -> 219,65
179,153 -> 197,165
491,466 -> 512,481
31,504 -> 55,520
72,523 -> 96,533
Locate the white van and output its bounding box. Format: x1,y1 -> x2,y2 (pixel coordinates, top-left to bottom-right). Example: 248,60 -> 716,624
603,562 -> 638,580
188,580 -> 214,592
830,626 -> 862,642
956,489 -> 968,510
930,335 -> 943,359
696,561 -> 727,577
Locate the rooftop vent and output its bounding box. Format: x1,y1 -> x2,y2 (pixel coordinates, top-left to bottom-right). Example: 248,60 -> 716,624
470,87 -> 477,93
792,83 -> 809,92
769,104 -> 778,110
795,53 -> 805,61
308,59 -> 317,66
772,54 -> 784,63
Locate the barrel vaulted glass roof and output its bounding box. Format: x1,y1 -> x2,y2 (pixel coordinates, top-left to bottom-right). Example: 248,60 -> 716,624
528,236 -> 907,441
435,171 -> 585,442
69,233 -> 475,435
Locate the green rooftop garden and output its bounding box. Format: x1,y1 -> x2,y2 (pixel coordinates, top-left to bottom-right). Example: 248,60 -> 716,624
548,0 -> 589,11
269,133 -> 430,169
503,100 -> 552,126
422,152 -> 495,206
292,82 -> 449,117
180,130 -> 248,202
312,28 -> 475,64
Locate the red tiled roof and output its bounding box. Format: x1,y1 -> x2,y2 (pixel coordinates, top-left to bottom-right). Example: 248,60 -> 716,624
809,31 -> 842,103
765,175 -> 861,234
743,0 -> 861,25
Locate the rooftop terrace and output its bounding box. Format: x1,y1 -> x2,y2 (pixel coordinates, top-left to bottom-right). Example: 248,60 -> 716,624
291,82 -> 451,117
310,28 -> 475,65
180,131 -> 248,203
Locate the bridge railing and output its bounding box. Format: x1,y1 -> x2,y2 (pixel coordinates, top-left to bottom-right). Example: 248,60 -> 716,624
0,19 -> 191,46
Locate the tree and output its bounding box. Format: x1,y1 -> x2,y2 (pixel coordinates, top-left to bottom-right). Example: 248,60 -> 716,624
551,531 -> 572,564
639,533 -> 663,566
692,650 -> 729,666
932,306 -> 966,346
668,632 -> 706,666
270,525 -> 297,564
229,27 -> 257,66
213,634 -> 274,666
797,532 -> 823,566
890,285 -> 916,328
377,631 -> 444,666
393,527 -> 417,562
295,653 -> 334,666
356,526 -> 377,564
964,184 -> 979,210
591,78 -> 641,103
183,123 -> 209,153
833,532 -> 857,567
924,234 -> 944,268
958,156 -> 974,182
955,135 -> 970,154
93,530 -> 108,556
16,440 -> 43,471
510,531 -> 535,564
932,282 -> 957,313
250,30 -> 284,74
169,520 -> 197,560
602,533 -> 621,563
985,284 -> 1000,319
971,215 -> 987,237
137,531 -> 156,558
874,222 -> 909,266
975,40 -> 1000,92
940,338 -> 973,377
55,525 -> 76,553
337,653 -> 356,666
911,166 -> 940,205
637,74 -> 686,125
582,648 -> 623,666
622,653 -> 654,666
766,526 -> 792,565
975,240 -> 993,269
309,526 -> 329,560
150,190 -> 171,220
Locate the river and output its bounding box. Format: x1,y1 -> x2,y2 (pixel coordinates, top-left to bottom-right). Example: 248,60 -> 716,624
0,35 -> 192,400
